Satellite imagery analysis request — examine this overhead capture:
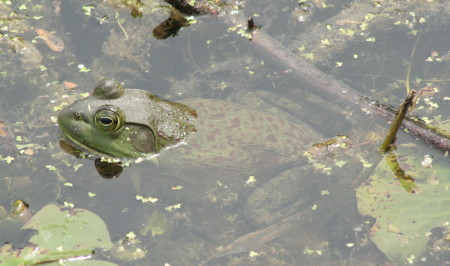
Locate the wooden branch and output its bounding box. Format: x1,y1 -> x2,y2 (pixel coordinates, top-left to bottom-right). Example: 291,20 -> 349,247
164,0 -> 450,153
379,91 -> 416,153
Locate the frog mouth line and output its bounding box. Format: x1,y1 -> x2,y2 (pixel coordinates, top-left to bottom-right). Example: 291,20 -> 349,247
60,130 -> 161,164
61,131 -> 113,159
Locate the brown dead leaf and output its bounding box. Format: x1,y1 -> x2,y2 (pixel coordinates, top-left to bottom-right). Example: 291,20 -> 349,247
63,81 -> 78,89
0,121 -> 7,137
22,149 -> 35,155
35,28 -> 65,52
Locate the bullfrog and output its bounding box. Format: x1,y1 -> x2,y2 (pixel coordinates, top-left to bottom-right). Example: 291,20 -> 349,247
58,78 -> 322,226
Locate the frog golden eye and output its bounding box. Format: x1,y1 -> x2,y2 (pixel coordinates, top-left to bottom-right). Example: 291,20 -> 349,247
95,106 -> 125,132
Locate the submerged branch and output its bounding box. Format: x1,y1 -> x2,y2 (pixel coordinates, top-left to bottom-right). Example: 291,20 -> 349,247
163,0 -> 450,152
379,91 -> 416,153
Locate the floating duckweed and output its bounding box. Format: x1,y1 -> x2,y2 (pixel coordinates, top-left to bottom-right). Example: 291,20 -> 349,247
249,250 -> 259,258
364,13 -> 375,21
77,64 -> 91,73
406,254 -> 415,264
421,117 -> 432,124
136,195 -> 158,203
321,190 -> 330,196
53,102 -> 68,112
360,21 -> 368,31
82,5 -> 95,16
73,164 -> 83,171
334,160 -> 347,167
303,52 -> 315,61
100,156 -> 122,164
3,156 -> 14,164
320,38 -> 331,46
64,182 -> 73,187
46,165 -> 57,171
312,163 -> 332,174
88,192 -> 96,198
165,203 -> 182,212
236,28 -> 253,39
245,175 -> 256,186
338,28 -> 355,37
359,158 -> 373,168
228,25 -> 238,32
187,16 -> 197,25
303,247 -> 322,255
64,201 -> 74,208
423,98 -> 439,110
126,231 -> 137,240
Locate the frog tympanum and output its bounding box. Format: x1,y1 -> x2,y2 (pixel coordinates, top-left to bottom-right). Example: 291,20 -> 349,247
58,78 -> 322,225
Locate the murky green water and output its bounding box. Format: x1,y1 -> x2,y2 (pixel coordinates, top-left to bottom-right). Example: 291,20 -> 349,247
2,0 -> 450,265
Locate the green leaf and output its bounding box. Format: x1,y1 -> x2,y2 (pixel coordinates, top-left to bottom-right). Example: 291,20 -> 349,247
357,145 -> 450,264
0,204 -> 113,265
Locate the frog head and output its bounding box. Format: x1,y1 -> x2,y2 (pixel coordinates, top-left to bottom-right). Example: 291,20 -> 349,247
57,78 -> 197,159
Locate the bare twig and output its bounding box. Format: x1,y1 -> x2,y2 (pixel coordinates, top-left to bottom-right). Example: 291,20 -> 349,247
163,0 -> 450,153
379,91 -> 416,153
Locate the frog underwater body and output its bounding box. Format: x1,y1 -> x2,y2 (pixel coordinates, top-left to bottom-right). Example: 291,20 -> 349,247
57,78 -> 323,225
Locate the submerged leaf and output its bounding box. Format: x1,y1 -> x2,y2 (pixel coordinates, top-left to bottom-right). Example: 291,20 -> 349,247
0,204 -> 113,265
357,145 -> 450,263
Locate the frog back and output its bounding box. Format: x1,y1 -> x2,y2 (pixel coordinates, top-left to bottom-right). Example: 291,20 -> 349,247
157,98 -> 320,181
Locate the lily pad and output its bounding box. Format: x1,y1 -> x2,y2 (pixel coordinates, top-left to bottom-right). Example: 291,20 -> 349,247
0,204 -> 113,265
356,145 -> 450,264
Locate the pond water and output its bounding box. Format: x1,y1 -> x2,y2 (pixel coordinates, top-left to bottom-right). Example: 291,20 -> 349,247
2,0 -> 450,265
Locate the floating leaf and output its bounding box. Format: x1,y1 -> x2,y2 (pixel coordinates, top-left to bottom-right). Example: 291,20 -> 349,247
0,204 -> 113,265
357,145 -> 450,263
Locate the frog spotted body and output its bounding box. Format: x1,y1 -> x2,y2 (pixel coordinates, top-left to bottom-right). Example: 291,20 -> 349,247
158,98 -> 319,183
58,78 -> 321,225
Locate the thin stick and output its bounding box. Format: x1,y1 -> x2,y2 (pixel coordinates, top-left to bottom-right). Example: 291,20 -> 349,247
163,0 -> 450,153
405,34 -> 420,94
379,91 -> 416,153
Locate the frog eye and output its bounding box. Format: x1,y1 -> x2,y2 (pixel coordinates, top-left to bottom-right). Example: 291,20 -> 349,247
95,106 -> 125,132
